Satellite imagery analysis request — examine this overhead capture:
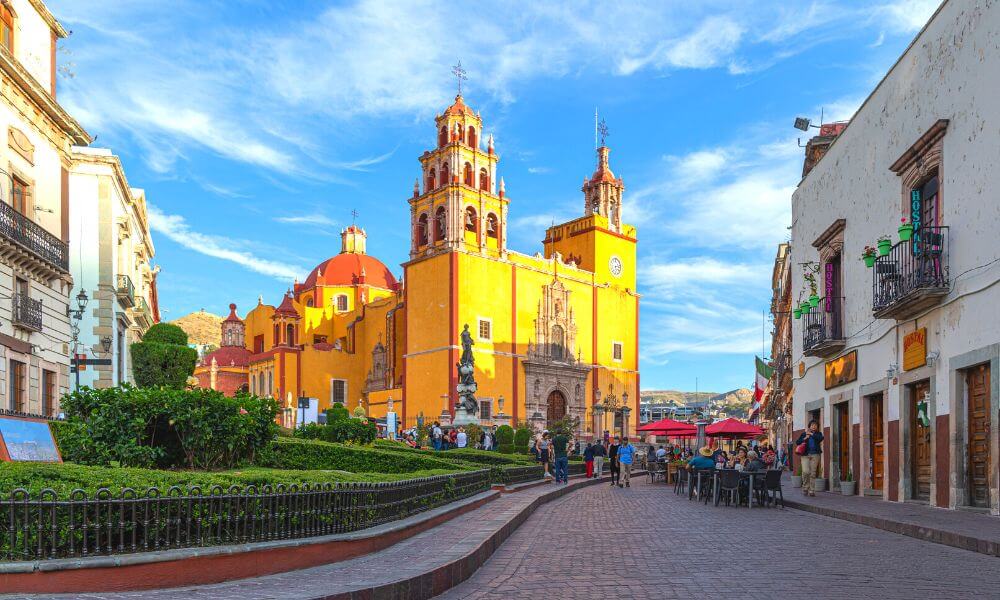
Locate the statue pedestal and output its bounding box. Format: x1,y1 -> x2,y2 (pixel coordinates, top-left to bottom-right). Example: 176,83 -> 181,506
492,412 -> 511,428
439,409 -> 453,428
452,406 -> 479,427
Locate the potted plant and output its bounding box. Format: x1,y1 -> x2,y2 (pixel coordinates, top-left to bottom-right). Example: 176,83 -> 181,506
800,301 -> 811,315
861,245 -> 877,268
793,307 -> 802,319
840,471 -> 856,495
877,235 -> 892,256
792,466 -> 802,488
808,294 -> 820,308
814,477 -> 827,492
898,217 -> 913,242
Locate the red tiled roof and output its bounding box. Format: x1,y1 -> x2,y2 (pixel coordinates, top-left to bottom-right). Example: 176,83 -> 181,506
273,292 -> 300,318
202,345 -> 251,368
223,303 -> 243,323
442,94 -> 475,118
301,253 -> 397,291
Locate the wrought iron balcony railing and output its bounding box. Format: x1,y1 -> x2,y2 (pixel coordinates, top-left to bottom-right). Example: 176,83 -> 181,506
116,274 -> 136,308
12,292 -> 42,332
803,296 -> 845,357
0,200 -> 69,273
872,226 -> 949,320
133,295 -> 153,328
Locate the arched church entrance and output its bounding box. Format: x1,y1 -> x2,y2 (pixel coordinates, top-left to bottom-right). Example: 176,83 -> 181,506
546,390 -> 567,425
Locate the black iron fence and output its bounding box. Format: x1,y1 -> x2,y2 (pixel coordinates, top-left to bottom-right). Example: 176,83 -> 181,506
872,226 -> 949,314
12,292 -> 42,332
0,200 -> 69,272
0,469 -> 490,563
0,408 -> 61,421
802,296 -> 844,352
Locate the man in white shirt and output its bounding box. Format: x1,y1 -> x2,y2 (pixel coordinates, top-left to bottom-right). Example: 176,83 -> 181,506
432,422 -> 443,451
655,445 -> 667,461
456,427 -> 468,448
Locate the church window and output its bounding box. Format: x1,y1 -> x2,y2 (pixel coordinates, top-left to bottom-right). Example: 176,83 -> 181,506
273,324 -> 280,346
434,206 -> 446,241
467,126 -> 477,148
463,162 -> 473,186
257,372 -> 264,395
479,168 -> 489,191
0,3 -> 12,53
465,206 -> 478,233
426,168 -> 436,191
609,203 -> 617,225
440,163 -> 450,187
486,213 -> 498,239
336,294 -> 349,312
478,318 -> 491,341
331,379 -> 347,405
551,325 -> 565,360
417,213 -> 429,246
285,323 -> 296,346
612,342 -> 623,361
479,398 -> 492,420
305,297 -> 314,307
455,123 -> 463,143
254,334 -> 264,353
267,371 -> 273,396
439,125 -> 447,148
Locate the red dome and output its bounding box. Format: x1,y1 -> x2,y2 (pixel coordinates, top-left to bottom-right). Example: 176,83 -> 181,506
302,253 -> 397,290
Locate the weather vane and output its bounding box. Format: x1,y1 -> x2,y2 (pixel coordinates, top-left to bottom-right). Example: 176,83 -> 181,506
598,119 -> 609,147
452,61 -> 467,95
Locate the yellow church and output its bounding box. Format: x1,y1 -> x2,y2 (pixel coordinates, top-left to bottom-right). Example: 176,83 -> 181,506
200,95 -> 640,439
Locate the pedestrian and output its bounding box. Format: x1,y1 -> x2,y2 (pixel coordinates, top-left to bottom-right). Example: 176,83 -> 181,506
608,436 -> 621,487
552,430 -> 570,484
448,428 -> 458,450
583,442 -> 595,478
432,422 -> 443,451
482,429 -> 493,451
618,437 -> 636,488
646,444 -> 656,466
538,432 -> 553,479
592,438 -> 606,479
456,427 -> 467,448
796,419 -> 824,496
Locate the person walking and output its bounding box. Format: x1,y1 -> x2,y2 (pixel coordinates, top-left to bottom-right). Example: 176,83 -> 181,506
456,427 -> 468,448
553,431 -> 570,484
538,432 -> 553,479
618,437 -> 636,488
432,422 -> 443,451
592,438 -> 606,479
583,442 -> 595,478
608,436 -> 621,487
796,419 -> 825,497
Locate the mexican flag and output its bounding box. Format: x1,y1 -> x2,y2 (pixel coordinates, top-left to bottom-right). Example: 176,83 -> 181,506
753,356 -> 774,407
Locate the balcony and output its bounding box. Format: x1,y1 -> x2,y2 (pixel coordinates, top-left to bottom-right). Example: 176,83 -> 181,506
803,296 -> 845,357
12,292 -> 42,332
872,226 -> 949,320
116,274 -> 136,308
0,200 -> 69,278
132,296 -> 153,330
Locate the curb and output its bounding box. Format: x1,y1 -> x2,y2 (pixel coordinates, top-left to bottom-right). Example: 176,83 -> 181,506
784,499 -> 1000,557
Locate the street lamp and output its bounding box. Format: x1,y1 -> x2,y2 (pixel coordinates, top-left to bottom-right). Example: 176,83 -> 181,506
68,289 -> 89,392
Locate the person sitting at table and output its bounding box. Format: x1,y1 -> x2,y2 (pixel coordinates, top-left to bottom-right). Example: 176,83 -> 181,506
745,450 -> 767,472
687,446 -> 716,470
714,450 -> 729,468
728,448 -> 749,470
655,445 -> 667,461
762,446 -> 777,468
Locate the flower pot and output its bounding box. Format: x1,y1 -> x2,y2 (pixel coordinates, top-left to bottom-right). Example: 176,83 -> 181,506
793,308 -> 802,319
840,481 -> 857,495
898,223 -> 913,242
808,295 -> 819,308
800,302 -> 811,314
791,475 -> 802,488
877,239 -> 892,256
862,254 -> 877,268
813,478 -> 827,492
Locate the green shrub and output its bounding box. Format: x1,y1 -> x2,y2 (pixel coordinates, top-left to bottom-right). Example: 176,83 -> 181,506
514,427 -> 532,449
258,438 -> 467,473
371,440 -> 533,465
498,444 -> 515,454
58,385 -> 279,469
142,323 -> 190,345
293,418 -> 377,445
496,425 -> 514,445
326,404 -> 350,422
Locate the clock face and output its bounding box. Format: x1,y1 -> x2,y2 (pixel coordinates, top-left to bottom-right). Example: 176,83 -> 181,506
609,256 -> 623,278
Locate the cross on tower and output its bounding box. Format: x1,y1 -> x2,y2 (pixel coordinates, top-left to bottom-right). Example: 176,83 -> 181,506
598,119 -> 610,147
351,209 -> 359,225
452,61 -> 468,96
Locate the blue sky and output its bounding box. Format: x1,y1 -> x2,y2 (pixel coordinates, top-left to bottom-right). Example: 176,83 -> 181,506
49,0 -> 939,393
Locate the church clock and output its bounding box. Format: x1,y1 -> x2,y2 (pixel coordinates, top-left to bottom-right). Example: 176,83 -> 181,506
609,255 -> 623,278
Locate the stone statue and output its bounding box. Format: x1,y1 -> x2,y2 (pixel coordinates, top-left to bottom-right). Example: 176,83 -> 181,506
455,324 -> 479,416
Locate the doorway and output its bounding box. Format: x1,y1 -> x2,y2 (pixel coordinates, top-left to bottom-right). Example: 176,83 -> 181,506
835,403 -> 850,483
869,394 -> 885,491
910,380 -> 932,501
966,364 -> 991,507
546,390 -> 567,425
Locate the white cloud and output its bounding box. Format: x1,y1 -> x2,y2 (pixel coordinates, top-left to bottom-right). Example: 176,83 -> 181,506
274,214 -> 338,227
642,257 -> 770,298
149,206 -> 304,281
871,0 -> 941,34
527,167 -> 552,174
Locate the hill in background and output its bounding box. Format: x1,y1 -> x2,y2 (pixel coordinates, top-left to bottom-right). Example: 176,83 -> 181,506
641,388 -> 753,418
172,309 -> 223,351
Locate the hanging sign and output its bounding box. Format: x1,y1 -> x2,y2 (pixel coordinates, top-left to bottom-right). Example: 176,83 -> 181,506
825,350 -> 857,390
903,327 -> 927,371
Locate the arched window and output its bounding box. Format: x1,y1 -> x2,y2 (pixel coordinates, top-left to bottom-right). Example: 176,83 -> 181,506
439,125 -> 447,148
486,213 -> 499,239
440,163 -> 450,187
463,162 -> 473,186
609,203 -> 617,226
286,323 -> 295,346
551,325 -> 565,360
455,123 -> 464,143
267,371 -> 273,396
467,126 -> 477,148
417,213 -> 429,246
0,3 -> 12,53
336,294 -> 349,311
434,206 -> 446,241
306,297 -> 314,307
426,168 -> 436,191
257,372 -> 264,395
465,207 -> 478,233
273,323 -> 280,345
479,168 -> 489,191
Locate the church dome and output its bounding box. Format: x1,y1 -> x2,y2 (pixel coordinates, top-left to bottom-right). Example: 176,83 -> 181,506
302,253 -> 397,290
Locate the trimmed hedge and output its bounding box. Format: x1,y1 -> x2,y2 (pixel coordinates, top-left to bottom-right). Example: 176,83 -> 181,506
258,438 -> 468,473
372,440 -> 534,466
131,324 -> 198,389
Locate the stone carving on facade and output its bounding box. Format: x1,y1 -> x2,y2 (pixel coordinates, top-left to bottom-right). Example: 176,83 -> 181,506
364,336 -> 389,392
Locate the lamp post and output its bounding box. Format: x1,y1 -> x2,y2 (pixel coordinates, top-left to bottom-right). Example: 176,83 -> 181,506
68,289 -> 89,392
622,390 -> 631,438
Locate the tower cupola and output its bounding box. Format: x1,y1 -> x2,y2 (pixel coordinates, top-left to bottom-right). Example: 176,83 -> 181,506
340,225 -> 367,254
582,145 -> 625,232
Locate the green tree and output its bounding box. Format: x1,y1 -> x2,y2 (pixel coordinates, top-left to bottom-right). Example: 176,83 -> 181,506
496,425 -> 515,454
131,323 -> 197,389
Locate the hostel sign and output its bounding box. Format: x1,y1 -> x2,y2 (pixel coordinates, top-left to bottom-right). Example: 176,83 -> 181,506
824,350 -> 857,390
903,327 -> 927,371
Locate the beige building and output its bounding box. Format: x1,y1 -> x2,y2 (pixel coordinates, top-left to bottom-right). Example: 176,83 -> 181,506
69,147 -> 157,389
0,0 -> 90,415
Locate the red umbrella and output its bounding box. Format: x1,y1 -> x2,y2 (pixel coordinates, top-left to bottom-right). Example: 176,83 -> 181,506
637,418 -> 697,436
705,418 -> 764,438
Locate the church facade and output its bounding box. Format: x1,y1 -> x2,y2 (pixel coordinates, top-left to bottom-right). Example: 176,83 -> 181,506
202,95 -> 639,438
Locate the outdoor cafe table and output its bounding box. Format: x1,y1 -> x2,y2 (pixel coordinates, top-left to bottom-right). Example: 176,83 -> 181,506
709,469 -> 767,507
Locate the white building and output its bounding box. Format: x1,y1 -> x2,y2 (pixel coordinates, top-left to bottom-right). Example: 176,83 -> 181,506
0,0 -> 90,415
791,0 -> 1000,511
69,147 -> 157,389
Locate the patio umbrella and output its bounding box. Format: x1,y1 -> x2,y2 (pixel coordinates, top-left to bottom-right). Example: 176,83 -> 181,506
637,418 -> 697,436
705,418 -> 764,438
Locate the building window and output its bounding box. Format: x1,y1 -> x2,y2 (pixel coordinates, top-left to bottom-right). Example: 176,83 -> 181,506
254,334 -> 264,353
438,126 -> 447,148
331,379 -> 347,405
465,206 -> 478,233
117,321 -> 126,384
417,213 -> 429,246
305,297 -> 314,307
440,163 -> 450,187
463,162 -> 473,186
0,3 -> 12,53
435,206 -> 446,241
426,168 -> 435,191
478,318 -> 491,341
486,213 -> 498,239
336,294 -> 348,311
479,168 -> 489,191
467,126 -> 477,148
12,177 -> 29,215
612,342 -> 623,361
313,334 -> 328,345
285,323 -> 295,346
273,324 -> 280,346
42,369 -> 55,417
480,398 -> 492,420
9,359 -> 25,412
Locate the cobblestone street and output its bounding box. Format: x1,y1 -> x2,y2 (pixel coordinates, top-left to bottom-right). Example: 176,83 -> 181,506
435,478 -> 1000,599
